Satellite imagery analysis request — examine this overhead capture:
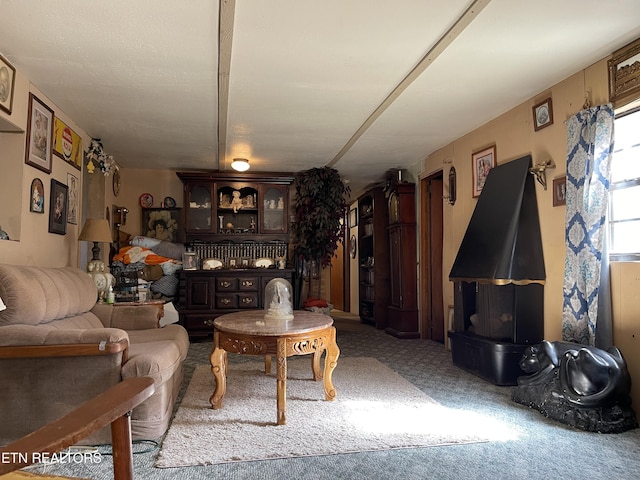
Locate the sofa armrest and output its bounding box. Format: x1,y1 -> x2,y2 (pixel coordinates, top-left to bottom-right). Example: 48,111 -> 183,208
92,303 -> 162,330
0,325 -> 129,358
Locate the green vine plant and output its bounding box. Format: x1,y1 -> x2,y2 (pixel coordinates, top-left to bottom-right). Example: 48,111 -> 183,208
292,167 -> 350,303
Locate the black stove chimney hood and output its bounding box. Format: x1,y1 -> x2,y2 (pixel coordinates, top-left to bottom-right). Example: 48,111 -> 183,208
449,154 -> 545,285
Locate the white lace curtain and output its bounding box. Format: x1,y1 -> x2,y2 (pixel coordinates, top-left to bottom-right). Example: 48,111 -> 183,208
561,104 -> 615,346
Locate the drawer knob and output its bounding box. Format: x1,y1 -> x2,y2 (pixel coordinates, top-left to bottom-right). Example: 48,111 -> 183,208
221,281 -> 231,288
241,297 -> 254,304
242,280 -> 254,287
204,319 -> 215,326
220,298 -> 231,305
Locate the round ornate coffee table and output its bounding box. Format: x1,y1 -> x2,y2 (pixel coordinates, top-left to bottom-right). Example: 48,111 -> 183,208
209,310 -> 340,425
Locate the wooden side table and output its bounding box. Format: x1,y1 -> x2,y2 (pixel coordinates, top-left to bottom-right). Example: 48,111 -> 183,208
210,310 -> 340,425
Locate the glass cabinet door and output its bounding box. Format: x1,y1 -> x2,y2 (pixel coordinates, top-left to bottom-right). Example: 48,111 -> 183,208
260,185 -> 288,233
186,183 -> 213,232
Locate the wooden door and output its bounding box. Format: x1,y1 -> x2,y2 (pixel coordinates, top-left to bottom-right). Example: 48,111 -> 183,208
420,173 -> 444,342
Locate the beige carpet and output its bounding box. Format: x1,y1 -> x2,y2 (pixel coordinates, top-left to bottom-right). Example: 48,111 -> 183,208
155,357 -> 491,467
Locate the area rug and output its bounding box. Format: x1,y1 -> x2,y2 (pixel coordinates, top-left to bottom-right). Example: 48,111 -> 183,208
155,357 -> 491,467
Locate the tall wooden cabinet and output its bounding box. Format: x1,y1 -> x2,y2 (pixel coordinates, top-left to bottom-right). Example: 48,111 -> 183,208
175,171 -> 295,337
358,187 -> 390,329
386,182 -> 419,338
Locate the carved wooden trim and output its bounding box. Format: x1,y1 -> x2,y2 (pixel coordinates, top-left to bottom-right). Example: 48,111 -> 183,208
609,37 -> 640,107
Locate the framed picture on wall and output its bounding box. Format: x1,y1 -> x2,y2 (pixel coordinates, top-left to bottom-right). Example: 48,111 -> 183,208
48,179 -> 68,235
141,207 -> 182,243
532,97 -> 553,131
0,53 -> 16,115
66,173 -> 79,224
348,208 -> 358,228
472,145 -> 496,197
30,178 -> 45,213
25,93 -> 55,174
53,117 -> 83,170
553,176 -> 567,207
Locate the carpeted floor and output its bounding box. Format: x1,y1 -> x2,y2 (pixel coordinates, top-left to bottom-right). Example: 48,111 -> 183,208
22,311 -> 640,479
156,357 -> 492,467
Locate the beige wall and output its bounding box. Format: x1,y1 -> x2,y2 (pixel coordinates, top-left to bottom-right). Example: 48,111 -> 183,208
422,57 -> 640,411
0,71 -> 91,268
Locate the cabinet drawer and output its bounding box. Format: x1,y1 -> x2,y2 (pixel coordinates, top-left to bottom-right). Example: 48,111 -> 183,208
238,277 -> 259,291
237,293 -> 258,308
216,277 -> 238,291
182,313 -> 217,334
216,294 -> 238,309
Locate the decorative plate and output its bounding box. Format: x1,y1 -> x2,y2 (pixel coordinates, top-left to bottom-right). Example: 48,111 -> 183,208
112,169 -> 121,197
139,193 -> 153,208
254,257 -> 274,268
163,196 -> 176,208
202,258 -> 224,270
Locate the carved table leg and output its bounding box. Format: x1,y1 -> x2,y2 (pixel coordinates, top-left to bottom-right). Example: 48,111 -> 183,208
265,355 -> 272,375
276,337 -> 287,425
323,327 -> 340,401
312,349 -> 323,381
209,332 -> 227,409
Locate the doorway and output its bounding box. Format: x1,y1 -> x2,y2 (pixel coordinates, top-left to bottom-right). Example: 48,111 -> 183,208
420,172 -> 444,342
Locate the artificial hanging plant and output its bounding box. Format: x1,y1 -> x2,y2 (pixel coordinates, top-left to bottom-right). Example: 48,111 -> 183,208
291,167 -> 350,303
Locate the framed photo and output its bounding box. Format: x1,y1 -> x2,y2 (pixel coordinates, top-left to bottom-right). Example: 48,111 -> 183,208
141,207 -> 182,243
53,117 -> 83,170
182,252 -> 197,270
348,208 -> 358,228
532,97 -> 553,131
472,145 -> 496,197
553,176 -> 567,207
66,173 -> 79,224
25,93 -> 55,174
30,178 -> 45,213
0,53 -> 16,115
48,179 -> 68,235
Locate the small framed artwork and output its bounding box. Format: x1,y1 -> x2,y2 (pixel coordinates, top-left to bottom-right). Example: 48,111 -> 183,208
553,176 -> 567,207
141,207 -> 182,243
182,252 -> 197,270
532,97 -> 553,131
25,94 -> 55,174
472,145 -> 496,197
53,117 -> 83,170
48,179 -> 68,235
0,53 -> 16,115
30,178 -> 45,213
66,173 -> 79,224
348,208 -> 358,228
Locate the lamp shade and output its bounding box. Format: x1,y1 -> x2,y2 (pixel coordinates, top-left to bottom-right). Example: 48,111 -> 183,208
78,218 -> 113,243
231,158 -> 250,172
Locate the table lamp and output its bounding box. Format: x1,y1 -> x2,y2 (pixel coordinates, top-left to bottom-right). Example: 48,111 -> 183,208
78,218 -> 114,302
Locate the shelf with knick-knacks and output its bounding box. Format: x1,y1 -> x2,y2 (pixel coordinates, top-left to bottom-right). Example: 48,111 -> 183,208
177,171 -> 294,242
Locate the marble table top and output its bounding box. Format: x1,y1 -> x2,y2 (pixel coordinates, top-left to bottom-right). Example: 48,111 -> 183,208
213,310 -> 333,336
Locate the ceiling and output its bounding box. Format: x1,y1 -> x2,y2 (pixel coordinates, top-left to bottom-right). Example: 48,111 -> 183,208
1,0 -> 640,196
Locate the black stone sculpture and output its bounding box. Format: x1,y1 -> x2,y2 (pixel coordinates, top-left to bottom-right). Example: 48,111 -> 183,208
512,340 -> 638,433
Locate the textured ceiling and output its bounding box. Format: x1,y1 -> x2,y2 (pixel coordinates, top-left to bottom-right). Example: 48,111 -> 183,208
1,0 -> 640,196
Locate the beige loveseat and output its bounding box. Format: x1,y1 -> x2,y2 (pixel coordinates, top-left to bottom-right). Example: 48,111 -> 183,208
0,264 -> 189,445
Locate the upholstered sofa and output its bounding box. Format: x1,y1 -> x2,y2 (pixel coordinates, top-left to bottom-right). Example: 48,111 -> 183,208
0,264 -> 190,445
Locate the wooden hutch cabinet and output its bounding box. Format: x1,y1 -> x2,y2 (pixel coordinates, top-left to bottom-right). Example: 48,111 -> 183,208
175,171 -> 294,337
357,187 -> 390,329
386,181 -> 419,338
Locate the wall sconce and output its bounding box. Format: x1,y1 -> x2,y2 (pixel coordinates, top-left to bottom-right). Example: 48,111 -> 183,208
231,158 -> 250,172
445,166 -> 456,205
529,159 -> 556,190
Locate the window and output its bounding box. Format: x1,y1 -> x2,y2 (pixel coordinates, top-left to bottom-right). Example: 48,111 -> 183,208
610,107 -> 640,261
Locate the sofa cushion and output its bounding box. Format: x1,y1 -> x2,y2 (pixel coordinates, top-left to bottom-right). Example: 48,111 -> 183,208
0,265 -> 96,326
122,339 -> 184,386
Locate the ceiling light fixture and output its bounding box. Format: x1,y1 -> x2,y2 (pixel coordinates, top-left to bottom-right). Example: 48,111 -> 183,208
231,158 -> 250,172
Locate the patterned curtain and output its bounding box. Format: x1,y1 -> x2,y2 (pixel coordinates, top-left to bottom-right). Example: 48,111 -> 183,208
562,104 -> 615,345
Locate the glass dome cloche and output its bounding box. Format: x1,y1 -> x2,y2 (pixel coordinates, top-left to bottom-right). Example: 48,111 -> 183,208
264,278 -> 294,321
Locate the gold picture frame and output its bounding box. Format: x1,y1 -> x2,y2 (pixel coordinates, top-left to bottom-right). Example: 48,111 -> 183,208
608,36 -> 640,107
25,94 -> 55,174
